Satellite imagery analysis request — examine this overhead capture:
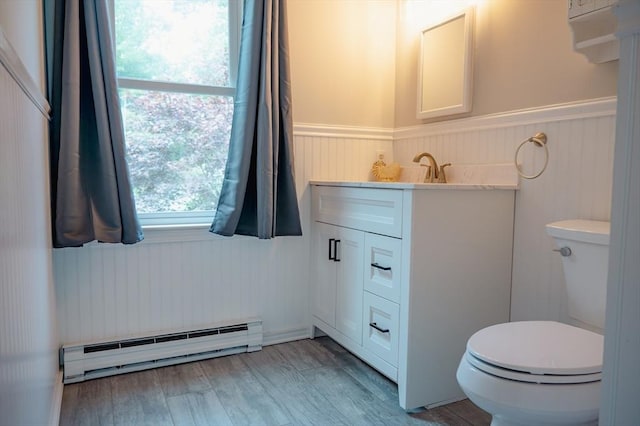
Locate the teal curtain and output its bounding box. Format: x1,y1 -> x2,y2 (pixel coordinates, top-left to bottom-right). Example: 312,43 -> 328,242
46,0 -> 142,247
210,0 -> 302,239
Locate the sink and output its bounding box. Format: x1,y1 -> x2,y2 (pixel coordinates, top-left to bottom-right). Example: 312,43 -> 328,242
398,166 -> 428,183
398,163 -> 517,186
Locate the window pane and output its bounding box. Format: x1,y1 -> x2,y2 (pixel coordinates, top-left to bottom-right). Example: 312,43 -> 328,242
120,89 -> 233,214
114,0 -> 231,87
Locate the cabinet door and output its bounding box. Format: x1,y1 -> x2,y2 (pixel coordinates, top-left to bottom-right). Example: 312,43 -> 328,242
335,227 -> 365,344
312,222 -> 337,327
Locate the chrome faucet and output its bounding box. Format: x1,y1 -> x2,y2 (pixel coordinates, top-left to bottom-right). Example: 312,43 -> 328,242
412,152 -> 451,183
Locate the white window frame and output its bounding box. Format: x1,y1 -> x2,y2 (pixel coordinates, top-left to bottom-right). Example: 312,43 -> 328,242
109,0 -> 243,227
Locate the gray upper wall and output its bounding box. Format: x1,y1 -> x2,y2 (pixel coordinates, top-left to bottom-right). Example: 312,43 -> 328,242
288,0 -> 618,128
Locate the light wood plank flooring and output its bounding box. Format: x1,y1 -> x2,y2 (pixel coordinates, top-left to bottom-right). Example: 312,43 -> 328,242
60,337 -> 490,426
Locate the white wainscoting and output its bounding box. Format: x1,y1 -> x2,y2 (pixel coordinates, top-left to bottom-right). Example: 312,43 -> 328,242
53,127 -> 393,347
54,99 -> 614,347
0,27 -> 61,426
293,123 -> 394,183
394,97 -> 616,325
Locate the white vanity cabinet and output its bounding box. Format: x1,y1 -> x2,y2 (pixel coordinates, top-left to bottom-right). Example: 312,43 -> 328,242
310,182 -> 515,410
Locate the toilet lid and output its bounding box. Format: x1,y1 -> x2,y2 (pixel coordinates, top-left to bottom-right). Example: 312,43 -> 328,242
467,321 -> 604,376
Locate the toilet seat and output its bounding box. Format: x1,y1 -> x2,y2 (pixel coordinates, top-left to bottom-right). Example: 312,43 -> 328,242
466,321 -> 604,384
465,352 -> 601,384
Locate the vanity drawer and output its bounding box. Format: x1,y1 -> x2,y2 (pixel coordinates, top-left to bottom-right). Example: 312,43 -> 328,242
364,233 -> 401,303
363,291 -> 399,367
312,186 -> 403,237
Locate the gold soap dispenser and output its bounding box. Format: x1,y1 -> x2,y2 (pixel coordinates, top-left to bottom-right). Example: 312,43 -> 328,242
371,152 -> 400,182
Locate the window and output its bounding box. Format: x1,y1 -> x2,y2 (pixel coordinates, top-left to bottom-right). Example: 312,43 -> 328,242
113,0 -> 241,226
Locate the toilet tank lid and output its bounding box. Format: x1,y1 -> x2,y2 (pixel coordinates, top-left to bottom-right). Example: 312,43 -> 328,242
545,219 -> 610,245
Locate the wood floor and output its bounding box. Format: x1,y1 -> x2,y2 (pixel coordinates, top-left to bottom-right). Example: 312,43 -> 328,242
60,336 -> 490,426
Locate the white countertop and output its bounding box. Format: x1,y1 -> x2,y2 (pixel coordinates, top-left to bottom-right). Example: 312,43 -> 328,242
310,163 -> 519,190
309,180 -> 518,190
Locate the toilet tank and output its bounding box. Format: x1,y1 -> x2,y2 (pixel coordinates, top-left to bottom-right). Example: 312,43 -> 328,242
545,220 -> 610,330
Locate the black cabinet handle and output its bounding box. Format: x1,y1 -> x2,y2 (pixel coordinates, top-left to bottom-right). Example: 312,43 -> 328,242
369,322 -> 389,333
371,262 -> 391,271
328,239 -> 341,262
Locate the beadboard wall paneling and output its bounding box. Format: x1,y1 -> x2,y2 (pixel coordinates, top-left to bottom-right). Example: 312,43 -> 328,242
54,99 -> 613,346
54,130 -> 392,346
54,235 -> 310,345
0,44 -> 59,426
295,133 -> 394,183
394,98 -> 616,325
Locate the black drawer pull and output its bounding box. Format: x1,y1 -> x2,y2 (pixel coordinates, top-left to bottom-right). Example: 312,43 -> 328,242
329,239 -> 336,260
369,322 -> 389,333
371,262 -> 391,271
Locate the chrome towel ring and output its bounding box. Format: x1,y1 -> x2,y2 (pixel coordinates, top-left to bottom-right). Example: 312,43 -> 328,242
515,132 -> 548,179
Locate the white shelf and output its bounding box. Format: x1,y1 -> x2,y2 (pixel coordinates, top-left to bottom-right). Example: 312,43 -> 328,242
575,33 -> 616,49
569,3 -> 619,63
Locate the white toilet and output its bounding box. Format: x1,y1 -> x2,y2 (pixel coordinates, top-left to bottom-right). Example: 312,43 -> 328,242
456,219 -> 610,426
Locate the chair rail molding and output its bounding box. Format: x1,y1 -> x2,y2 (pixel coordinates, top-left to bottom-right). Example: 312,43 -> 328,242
294,122 -> 394,141
394,97 -> 616,140
0,26 -> 49,118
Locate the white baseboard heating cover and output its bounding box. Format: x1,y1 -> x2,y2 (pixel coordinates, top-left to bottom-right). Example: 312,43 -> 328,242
61,318 -> 262,383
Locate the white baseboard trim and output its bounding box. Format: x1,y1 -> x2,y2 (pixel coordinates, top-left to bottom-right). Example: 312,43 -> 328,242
49,369 -> 64,426
263,327 -> 310,346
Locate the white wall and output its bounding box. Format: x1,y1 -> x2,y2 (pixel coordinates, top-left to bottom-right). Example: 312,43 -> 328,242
601,2 -> 640,421
54,98 -> 616,343
52,0 -> 397,347
288,0 -> 397,128
51,0 -> 399,348
394,98 -> 615,325
0,0 -> 46,90
286,0 -> 618,329
394,0 -> 618,126
0,0 -> 620,421
54,231 -> 311,345
53,0 -> 617,351
0,2 -> 60,424
54,131 -> 392,346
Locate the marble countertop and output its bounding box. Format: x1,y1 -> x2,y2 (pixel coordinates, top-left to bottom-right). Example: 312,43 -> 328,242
310,163 -> 520,190
309,180 -> 518,190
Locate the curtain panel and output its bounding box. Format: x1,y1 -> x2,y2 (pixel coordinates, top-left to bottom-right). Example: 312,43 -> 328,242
211,0 -> 302,239
46,0 -> 142,247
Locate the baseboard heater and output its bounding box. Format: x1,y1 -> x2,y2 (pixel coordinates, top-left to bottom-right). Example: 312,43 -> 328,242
61,318 -> 262,384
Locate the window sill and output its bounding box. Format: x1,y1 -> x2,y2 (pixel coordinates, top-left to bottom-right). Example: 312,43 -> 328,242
75,224 -> 238,248
140,223 -> 217,244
